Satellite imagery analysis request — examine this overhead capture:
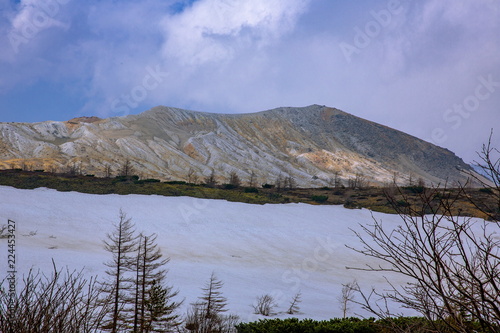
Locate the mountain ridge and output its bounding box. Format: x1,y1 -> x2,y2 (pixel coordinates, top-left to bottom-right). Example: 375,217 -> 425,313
0,104 -> 475,187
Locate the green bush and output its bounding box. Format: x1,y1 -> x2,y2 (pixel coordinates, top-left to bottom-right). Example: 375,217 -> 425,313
236,317 -> 482,333
142,178 -> 161,183
236,318 -> 377,333
267,193 -> 282,201
396,200 -> 410,207
262,183 -> 274,189
344,199 -> 360,209
311,195 -> 329,203
403,186 -> 424,194
115,175 -> 139,182
244,187 -> 259,193
479,188 -> 493,194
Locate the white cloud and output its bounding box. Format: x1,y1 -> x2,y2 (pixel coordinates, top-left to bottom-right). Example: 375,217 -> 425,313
160,0 -> 310,65
10,0 -> 69,31
418,0 -> 498,32
6,0 -> 71,56
348,0 -> 500,162
0,0 -> 74,70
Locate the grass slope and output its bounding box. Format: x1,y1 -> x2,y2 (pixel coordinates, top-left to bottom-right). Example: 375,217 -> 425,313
0,169 -> 495,218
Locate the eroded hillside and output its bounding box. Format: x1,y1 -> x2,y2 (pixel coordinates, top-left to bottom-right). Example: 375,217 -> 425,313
0,105 -> 475,186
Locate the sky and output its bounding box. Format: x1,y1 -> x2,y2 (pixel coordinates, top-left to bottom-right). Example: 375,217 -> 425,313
0,0 -> 499,163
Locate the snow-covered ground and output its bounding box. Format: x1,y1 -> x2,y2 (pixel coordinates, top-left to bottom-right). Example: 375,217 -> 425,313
0,185 -> 411,322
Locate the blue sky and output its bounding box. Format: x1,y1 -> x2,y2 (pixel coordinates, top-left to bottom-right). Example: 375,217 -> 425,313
0,0 -> 499,162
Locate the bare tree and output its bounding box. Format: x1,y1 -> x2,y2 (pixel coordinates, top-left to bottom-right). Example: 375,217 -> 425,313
248,171 -> 257,188
333,170 -> 342,188
465,130 -> 500,220
253,294 -> 277,316
104,164 -> 113,178
204,170 -> 217,188
187,168 -> 198,184
384,172 -> 399,196
200,273 -> 227,322
67,161 -> 81,176
102,210 -> 138,333
21,159 -> 29,171
416,177 -> 426,188
228,171 -> 241,188
275,173 -> 283,192
0,263 -> 110,332
185,272 -> 237,333
287,292 -> 302,315
348,172 -> 367,189
132,233 -> 182,332
120,159 -> 134,177
391,171 -> 399,186
348,174 -> 356,189
407,172 -> 415,186
349,174 -> 500,333
284,176 -> 296,190
337,280 -> 356,318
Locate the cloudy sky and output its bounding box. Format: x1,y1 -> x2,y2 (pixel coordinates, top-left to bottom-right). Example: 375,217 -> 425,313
0,0 -> 498,162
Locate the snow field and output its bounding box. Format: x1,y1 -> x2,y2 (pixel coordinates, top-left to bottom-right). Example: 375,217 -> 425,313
0,185 -> 411,321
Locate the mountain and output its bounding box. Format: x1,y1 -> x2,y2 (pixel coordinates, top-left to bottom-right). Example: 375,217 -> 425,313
0,104 -> 475,186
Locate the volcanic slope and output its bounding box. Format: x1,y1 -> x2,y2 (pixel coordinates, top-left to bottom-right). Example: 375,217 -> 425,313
0,105 -> 474,186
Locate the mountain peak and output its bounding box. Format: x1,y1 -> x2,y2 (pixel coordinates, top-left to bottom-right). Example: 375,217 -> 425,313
0,105 -> 475,187
67,116 -> 102,124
